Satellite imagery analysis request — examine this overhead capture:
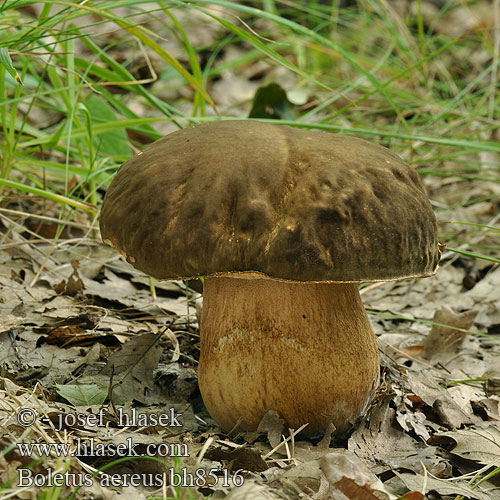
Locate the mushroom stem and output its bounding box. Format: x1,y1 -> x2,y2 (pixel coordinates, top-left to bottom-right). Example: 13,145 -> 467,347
198,276 -> 380,435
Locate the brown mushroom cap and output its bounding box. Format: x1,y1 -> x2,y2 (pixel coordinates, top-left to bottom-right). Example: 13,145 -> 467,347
100,120 -> 440,282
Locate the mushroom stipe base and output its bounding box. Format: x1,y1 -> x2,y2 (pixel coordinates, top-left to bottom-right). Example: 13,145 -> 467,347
198,276 -> 380,436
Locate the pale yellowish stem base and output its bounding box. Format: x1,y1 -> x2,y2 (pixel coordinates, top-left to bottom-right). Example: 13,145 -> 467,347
199,277 -> 380,435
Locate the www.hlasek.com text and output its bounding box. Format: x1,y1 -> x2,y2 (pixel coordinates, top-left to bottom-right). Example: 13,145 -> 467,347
17,438 -> 188,458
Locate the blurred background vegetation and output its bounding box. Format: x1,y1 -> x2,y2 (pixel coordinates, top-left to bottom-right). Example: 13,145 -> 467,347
0,0 -> 499,258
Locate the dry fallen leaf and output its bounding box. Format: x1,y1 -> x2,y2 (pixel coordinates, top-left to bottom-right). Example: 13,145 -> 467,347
321,450 -> 392,499
429,426 -> 500,465
405,370 -> 479,429
395,471 -> 494,500
421,305 -> 478,361
257,409 -> 285,450
398,492 -> 425,500
103,332 -> 162,404
205,446 -> 268,472
54,259 -> 85,296
217,481 -> 279,500
401,413 -> 431,441
348,395 -> 439,474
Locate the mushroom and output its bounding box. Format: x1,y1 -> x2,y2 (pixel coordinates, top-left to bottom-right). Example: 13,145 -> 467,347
100,120 -> 441,436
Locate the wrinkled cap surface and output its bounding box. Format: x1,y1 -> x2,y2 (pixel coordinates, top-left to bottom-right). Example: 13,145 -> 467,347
100,120 -> 441,282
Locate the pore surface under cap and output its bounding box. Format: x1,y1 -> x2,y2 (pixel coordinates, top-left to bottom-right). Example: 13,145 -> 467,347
100,120 -> 440,282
